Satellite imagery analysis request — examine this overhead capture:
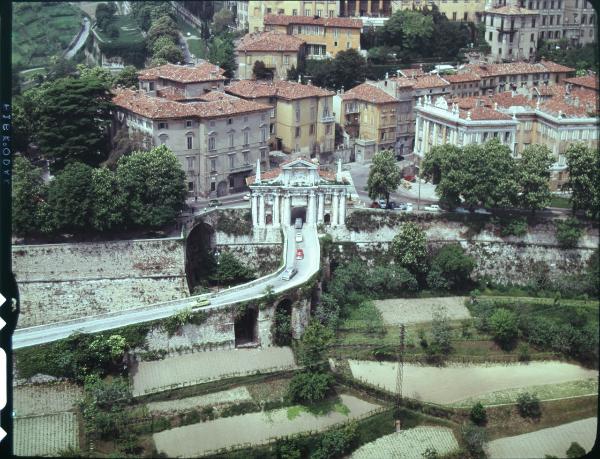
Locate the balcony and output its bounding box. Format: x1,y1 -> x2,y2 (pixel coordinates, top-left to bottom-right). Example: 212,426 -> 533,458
230,163 -> 254,173
345,105 -> 359,114
497,27 -> 516,34
321,113 -> 335,123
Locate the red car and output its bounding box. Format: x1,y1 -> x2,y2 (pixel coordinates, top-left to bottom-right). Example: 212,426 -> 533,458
403,175 -> 415,182
370,201 -> 381,208
296,248 -> 304,260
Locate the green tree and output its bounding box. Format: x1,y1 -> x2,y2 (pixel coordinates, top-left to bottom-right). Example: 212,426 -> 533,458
516,392 -> 541,419
35,76 -> 114,170
91,168 -> 124,232
213,8 -> 234,35
391,222 -> 428,274
332,49 -> 368,90
153,40 -> 185,64
489,308 -> 518,350
461,424 -> 486,459
517,145 -> 553,212
147,15 -> 180,50
381,10 -> 434,51
115,145 -> 186,227
287,371 -> 334,403
430,307 -> 452,356
12,156 -> 49,236
428,243 -> 475,290
555,217 -> 582,248
210,251 -> 255,285
76,64 -> 114,88
113,66 -> 139,89
566,442 -> 586,458
565,143 -> 599,218
252,60 -> 272,80
297,321 -> 334,370
208,34 -> 237,78
47,162 -> 95,232
95,2 -> 117,31
470,402 -> 487,426
367,149 -> 401,206
312,422 -> 358,459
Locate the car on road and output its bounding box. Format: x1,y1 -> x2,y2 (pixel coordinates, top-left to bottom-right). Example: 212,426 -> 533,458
208,199 -> 221,207
403,175 -> 416,182
294,218 -> 303,229
296,248 -> 304,260
385,201 -> 398,210
295,232 -> 303,242
423,204 -> 441,212
455,207 -> 470,214
378,198 -> 387,208
281,267 -> 297,280
243,193 -> 251,201
474,208 -> 492,215
195,298 -> 210,307
370,201 -> 381,209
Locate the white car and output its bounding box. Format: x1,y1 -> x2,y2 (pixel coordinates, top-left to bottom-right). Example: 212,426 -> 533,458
281,267 -> 297,280
474,208 -> 492,215
404,203 -> 413,212
295,232 -> 303,242
242,193 -> 251,201
423,204 -> 441,212
455,207 -> 470,214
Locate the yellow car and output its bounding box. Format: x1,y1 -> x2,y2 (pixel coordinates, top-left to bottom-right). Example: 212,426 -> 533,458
196,297 -> 211,307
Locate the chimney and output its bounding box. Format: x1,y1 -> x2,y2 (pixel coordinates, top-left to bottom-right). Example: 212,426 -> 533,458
494,102 -> 498,110
396,70 -> 401,78
298,74 -> 301,84
574,97 -> 580,107
385,72 -> 389,80
307,79 -> 312,86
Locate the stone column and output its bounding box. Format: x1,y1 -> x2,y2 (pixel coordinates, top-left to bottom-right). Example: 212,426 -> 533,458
308,190 -> 316,225
317,192 -> 325,223
331,191 -> 339,226
283,193 -> 290,227
251,193 -> 258,227
339,191 -> 346,226
272,192 -> 280,226
258,194 -> 265,227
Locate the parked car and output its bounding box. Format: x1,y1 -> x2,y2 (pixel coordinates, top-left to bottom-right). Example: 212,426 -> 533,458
386,201 -> 398,210
242,193 -> 251,201
208,199 -> 221,207
296,248 -> 304,260
295,232 -> 303,242
423,204 -> 441,212
474,208 -> 492,215
397,202 -> 407,211
405,203 -> 413,212
370,201 -> 381,209
403,175 -> 416,182
294,218 -> 303,229
281,267 -> 297,280
378,198 -> 387,208
195,298 -> 210,307
455,207 -> 470,214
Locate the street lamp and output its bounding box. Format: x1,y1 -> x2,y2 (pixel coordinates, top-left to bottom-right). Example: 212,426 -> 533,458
214,250 -> 221,293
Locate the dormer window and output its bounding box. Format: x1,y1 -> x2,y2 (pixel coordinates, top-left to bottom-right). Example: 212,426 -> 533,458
227,118 -> 233,125
186,120 -> 193,128
149,82 -> 155,91
158,122 -> 169,130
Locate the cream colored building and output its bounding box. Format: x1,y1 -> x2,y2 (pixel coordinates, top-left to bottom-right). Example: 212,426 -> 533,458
247,0 -> 341,33
392,0 -> 484,22
226,79 -> 336,158
484,2 -> 539,62
563,0 -> 597,45
340,0 -> 393,16
236,31 -> 306,80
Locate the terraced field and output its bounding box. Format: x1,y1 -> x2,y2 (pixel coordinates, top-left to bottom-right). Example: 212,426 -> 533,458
351,426 -> 459,459
14,382 -> 83,416
147,387 -> 253,414
373,297 -> 470,326
349,360 -> 598,405
14,412 -> 79,456
486,417 -> 597,458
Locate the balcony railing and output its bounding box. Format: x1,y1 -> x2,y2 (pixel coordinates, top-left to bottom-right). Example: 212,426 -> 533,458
345,106 -> 359,114
321,113 -> 335,123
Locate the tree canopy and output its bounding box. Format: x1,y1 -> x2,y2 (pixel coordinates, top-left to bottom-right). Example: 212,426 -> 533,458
565,143 -> 599,219
12,156 -> 47,236
391,222 -> 428,274
517,145 -> 553,212
367,149 -> 401,205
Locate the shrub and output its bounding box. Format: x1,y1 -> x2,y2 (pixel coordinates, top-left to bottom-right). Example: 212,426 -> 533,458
555,218 -> 582,248
311,421 -> 358,459
497,217 -> 528,237
430,308 -> 452,355
276,439 -> 301,459
287,371 -> 334,403
566,441 -> 586,458
517,343 -> 531,362
489,308 -> 519,350
461,424 -> 486,459
469,402 -> 487,426
428,243 -> 475,290
422,448 -> 439,459
516,392 -> 541,419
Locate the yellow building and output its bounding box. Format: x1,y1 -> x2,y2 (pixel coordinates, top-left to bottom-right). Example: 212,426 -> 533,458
226,80 -> 336,158
236,32 -> 306,80
338,82 -> 399,161
248,1 -> 341,33
264,15 -> 363,58
340,0 -> 393,16
391,0 -> 485,22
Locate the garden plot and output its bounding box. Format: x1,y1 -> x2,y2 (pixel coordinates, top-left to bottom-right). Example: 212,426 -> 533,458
486,417 -> 597,458
153,394 -> 381,457
132,347 -> 297,396
14,412 -> 79,456
351,426 -> 459,459
348,360 -> 598,405
14,381 -> 83,416
147,387 -> 253,414
373,297 -> 470,326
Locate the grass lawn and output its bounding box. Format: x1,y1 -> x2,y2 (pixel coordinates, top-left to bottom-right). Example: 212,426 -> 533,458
94,14 -> 144,46
187,38 -> 208,60
176,16 -> 201,38
550,195 -> 571,208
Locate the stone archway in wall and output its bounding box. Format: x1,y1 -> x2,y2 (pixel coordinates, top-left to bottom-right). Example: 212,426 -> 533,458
290,207 -> 307,225
217,180 -> 228,197
185,221 -> 216,294
235,305 -> 258,347
272,298 -> 293,346
324,213 -> 331,224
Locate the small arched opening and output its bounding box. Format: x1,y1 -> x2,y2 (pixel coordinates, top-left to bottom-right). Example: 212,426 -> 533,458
272,299 -> 293,346
290,206 -> 307,225
324,213 -> 331,224
235,305 -> 258,347
185,221 -> 216,294
217,180 -> 228,197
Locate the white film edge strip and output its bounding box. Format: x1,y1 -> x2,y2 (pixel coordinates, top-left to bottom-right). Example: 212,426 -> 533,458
0,292 -> 7,443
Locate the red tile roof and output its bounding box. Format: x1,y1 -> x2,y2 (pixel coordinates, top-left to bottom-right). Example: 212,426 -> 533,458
413,74 -> 450,89
459,106 -> 513,121
246,165 -> 337,185
138,62 -> 226,83
340,82 -> 398,103
264,14 -> 362,28
443,73 -> 481,83
539,88 -> 598,118
564,75 -> 599,91
236,31 -> 305,52
460,61 -> 575,78
400,68 -> 424,78
491,91 -> 536,109
225,79 -> 334,100
112,89 -> 271,120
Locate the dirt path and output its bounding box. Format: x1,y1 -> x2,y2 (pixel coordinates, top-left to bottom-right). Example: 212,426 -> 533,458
373,297 -> 470,326
486,417 -> 597,458
351,426 -> 459,458
349,360 -> 598,405
132,347 -> 297,396
146,387 -> 252,414
153,394 -> 381,457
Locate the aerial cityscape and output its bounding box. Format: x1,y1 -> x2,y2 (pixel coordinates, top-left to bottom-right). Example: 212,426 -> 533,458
6,0 -> 599,458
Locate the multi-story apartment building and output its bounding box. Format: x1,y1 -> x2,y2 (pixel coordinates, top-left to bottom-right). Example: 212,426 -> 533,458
340,0 -> 393,17
113,64 -> 273,198
564,74 -> 598,91
443,73 -> 483,97
521,0 -> 566,41
392,0 -> 484,22
225,79 -> 336,158
414,85 -> 598,189
235,32 -> 306,80
247,1 -> 341,33
263,15 -> 363,58
334,82 -> 400,161
563,0 -> 597,45
235,1 -> 249,31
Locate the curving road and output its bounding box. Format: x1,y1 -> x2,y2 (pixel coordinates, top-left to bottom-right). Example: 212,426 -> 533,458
64,17 -> 90,60
13,225 -> 320,349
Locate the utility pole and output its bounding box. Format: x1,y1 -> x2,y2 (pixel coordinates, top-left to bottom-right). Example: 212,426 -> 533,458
395,324 -> 405,431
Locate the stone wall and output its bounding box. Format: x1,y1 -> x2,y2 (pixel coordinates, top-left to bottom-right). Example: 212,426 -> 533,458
13,238 -> 188,328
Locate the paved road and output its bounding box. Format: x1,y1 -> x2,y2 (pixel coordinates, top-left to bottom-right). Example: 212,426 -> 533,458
13,225 -> 319,349
64,17 -> 90,60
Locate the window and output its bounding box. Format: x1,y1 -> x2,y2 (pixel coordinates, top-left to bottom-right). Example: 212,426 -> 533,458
380,131 -> 385,140
556,16 -> 560,25
261,127 -> 267,142
326,124 -> 332,135
329,10 -> 334,17
187,136 -> 193,149
582,15 -> 587,24
295,102 -> 301,122
305,8 -> 311,16
551,0 -> 554,7
295,127 -> 301,137
309,124 -> 315,135
243,151 -> 249,163
452,12 -> 457,21
532,18 -> 536,27
227,118 -> 233,125
464,12 -> 468,21
292,9 -> 297,15
229,154 -> 235,169
243,131 -> 249,146
188,181 -> 194,191
149,82 -> 155,91
316,9 -> 322,17
530,33 -> 534,41
229,133 -> 234,148
542,16 -> 546,26
229,176 -> 234,188
186,156 -> 194,170
158,122 -> 169,130
210,181 -> 216,191
346,42 -> 350,49
186,120 -> 192,128
210,158 -> 217,172
208,136 -> 216,150
284,55 -> 289,65
489,32 -> 492,41
310,106 -> 316,120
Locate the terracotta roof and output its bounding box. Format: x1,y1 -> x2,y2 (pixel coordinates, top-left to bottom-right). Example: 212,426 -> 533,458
564,75 -> 599,91
236,31 -> 305,52
400,68 -> 424,78
487,6 -> 538,15
460,61 -> 575,78
225,79 -> 334,100
491,91 -> 536,109
340,82 -> 398,103
138,62 -> 226,83
443,73 -> 481,83
413,74 -> 450,89
112,89 -> 271,120
389,76 -> 416,87
264,14 -> 362,28
156,86 -> 187,101
459,106 -> 513,121
539,88 -> 598,118
539,60 -> 577,73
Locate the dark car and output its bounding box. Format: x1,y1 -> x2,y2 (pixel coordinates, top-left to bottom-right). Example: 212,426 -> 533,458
208,199 -> 221,207
386,201 -> 397,210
